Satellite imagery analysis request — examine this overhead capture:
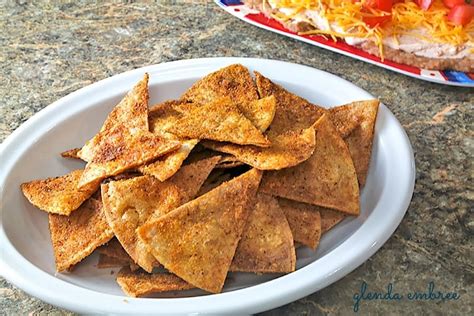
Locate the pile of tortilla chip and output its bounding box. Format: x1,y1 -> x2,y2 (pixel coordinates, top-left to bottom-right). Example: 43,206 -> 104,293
21,64 -> 379,297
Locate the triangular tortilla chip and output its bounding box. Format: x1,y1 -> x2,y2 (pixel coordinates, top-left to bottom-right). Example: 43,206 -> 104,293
61,148 -> 81,160
102,156 -> 220,272
138,100 -> 200,181
260,114 -> 360,215
277,198 -> 321,249
321,209 -> 346,233
203,126 -> 315,170
116,267 -> 195,297
138,168 -> 262,293
97,254 -> 129,269
49,198 -> 114,271
138,139 -> 199,182
255,71 -> 327,134
168,97 -> 270,147
329,112 -> 360,139
241,96 -> 276,132
78,74 -> 150,162
79,133 -> 180,188
203,72 -> 326,170
181,64 -> 258,105
76,74 -> 181,187
230,193 -> 295,273
21,169 -> 99,215
330,100 -> 379,187
148,100 -> 198,136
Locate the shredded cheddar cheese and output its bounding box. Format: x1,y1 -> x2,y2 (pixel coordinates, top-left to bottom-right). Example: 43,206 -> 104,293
267,0 -> 474,59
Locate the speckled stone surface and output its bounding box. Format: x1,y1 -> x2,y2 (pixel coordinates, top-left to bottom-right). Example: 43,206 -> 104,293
1,1 -> 473,315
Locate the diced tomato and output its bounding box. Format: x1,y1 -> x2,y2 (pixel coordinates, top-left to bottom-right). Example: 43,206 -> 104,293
377,0 -> 393,11
416,0 -> 434,10
448,4 -> 474,25
363,15 -> 392,27
443,0 -> 468,9
363,0 -> 393,10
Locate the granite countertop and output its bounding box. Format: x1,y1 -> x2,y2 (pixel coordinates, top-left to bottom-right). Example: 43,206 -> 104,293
1,1 -> 472,315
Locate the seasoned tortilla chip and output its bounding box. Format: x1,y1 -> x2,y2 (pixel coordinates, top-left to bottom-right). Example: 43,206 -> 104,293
102,156 -> 219,272
277,198 -> 321,249
255,71 -> 327,134
117,267 -> 194,297
329,111 -> 360,139
21,169 -> 99,215
97,254 -> 129,269
140,100 -> 200,181
75,74 -> 181,187
181,64 -> 258,105
61,148 -> 81,160
49,198 -> 114,271
148,101 -> 198,136
203,72 -> 326,170
78,74 -> 150,162
79,133 -> 180,187
168,98 -> 270,147
321,209 -> 346,233
230,193 -> 295,273
138,139 -> 199,182
330,100 -> 379,187
241,96 -> 276,132
260,114 -> 360,215
215,155 -> 244,169
138,169 -> 262,293
203,126 -> 315,170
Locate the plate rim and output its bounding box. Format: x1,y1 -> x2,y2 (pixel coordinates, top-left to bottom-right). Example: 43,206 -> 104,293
0,57 -> 416,314
214,0 -> 474,88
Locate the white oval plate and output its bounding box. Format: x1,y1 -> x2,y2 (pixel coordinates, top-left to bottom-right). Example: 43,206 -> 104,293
0,58 -> 415,315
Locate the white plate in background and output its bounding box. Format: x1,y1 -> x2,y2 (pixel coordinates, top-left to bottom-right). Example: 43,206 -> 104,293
0,57 -> 415,314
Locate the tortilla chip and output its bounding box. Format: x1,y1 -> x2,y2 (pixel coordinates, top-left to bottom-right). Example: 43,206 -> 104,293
75,74 -> 181,187
102,156 -> 220,272
21,169 -> 100,215
260,114 -> 360,215
215,155 -> 244,169
138,168 -> 262,293
97,254 -> 129,269
138,139 -> 199,182
79,133 -> 180,188
78,74 -> 150,162
181,64 -> 258,105
168,97 -> 270,147
230,193 -> 295,273
240,96 -> 277,132
48,198 -> 114,271
148,101 -> 198,136
330,100 -> 379,187
139,100 -> 201,181
255,71 -> 327,134
329,111 -> 360,139
321,209 -> 346,233
61,148 -> 81,159
203,72 -> 326,170
116,267 -> 194,297
203,126 -> 315,170
277,198 -> 321,249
